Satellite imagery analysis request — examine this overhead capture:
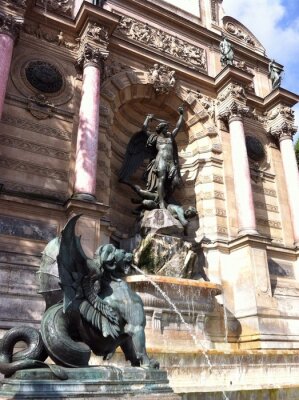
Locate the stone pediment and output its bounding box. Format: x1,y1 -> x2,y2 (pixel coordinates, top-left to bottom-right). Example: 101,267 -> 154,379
223,16 -> 266,55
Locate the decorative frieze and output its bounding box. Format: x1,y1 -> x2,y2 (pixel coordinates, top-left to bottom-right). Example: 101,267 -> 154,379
117,16 -> 207,72
23,23 -> 78,50
0,156 -> 68,181
148,63 -> 176,95
1,113 -> 71,141
0,215 -> 57,241
0,134 -> 70,160
0,11 -> 23,40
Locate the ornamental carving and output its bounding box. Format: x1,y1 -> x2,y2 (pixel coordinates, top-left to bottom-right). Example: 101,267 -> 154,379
0,12 -> 23,39
27,94 -> 54,119
185,89 -> 215,121
104,58 -> 131,80
225,21 -> 255,46
265,105 -> 295,122
77,43 -> 108,72
117,16 -> 207,71
218,101 -> 250,122
223,16 -> 265,54
25,61 -> 64,93
86,22 -> 109,45
5,0 -> 27,9
269,121 -> 297,141
217,82 -> 247,102
35,0 -> 72,17
23,23 -> 78,50
148,64 -> 176,95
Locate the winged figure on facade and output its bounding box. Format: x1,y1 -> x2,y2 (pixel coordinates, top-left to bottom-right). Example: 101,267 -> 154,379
0,215 -> 158,379
119,106 -> 184,209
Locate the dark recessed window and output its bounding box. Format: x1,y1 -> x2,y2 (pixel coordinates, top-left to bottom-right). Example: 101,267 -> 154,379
25,61 -> 63,93
245,135 -> 265,162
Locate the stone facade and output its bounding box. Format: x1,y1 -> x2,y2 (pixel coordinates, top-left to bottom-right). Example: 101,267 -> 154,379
0,0 -> 299,395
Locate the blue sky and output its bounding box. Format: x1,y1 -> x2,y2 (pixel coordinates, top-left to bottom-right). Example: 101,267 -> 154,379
223,0 -> 299,141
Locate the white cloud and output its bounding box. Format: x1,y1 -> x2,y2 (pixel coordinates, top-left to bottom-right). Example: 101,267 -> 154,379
223,0 -> 299,142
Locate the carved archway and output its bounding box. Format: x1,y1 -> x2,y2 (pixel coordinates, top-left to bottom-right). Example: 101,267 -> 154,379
97,68 -> 221,239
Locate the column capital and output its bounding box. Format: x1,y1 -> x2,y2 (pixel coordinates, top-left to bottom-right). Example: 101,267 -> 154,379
0,11 -> 23,40
270,121 -> 297,142
77,43 -> 108,71
218,101 -> 250,124
264,103 -> 297,141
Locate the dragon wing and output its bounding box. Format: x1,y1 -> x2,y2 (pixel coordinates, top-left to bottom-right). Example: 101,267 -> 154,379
57,215 -> 120,338
57,214 -> 88,313
119,129 -> 155,183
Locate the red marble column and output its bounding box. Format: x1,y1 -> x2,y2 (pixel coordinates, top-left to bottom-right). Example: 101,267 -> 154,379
73,44 -> 107,202
0,13 -> 22,119
278,126 -> 299,244
228,112 -> 258,235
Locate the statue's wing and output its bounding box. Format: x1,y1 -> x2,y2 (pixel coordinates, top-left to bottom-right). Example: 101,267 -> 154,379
57,215 -> 120,338
57,214 -> 89,313
119,130 -> 154,182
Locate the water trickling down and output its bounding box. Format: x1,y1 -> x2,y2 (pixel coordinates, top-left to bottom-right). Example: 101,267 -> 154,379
131,265 -> 230,400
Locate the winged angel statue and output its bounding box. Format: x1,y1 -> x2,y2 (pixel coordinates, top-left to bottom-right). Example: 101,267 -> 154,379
119,106 -> 184,209
0,215 -> 158,379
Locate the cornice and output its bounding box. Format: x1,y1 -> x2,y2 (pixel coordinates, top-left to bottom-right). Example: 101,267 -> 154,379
263,87 -> 299,109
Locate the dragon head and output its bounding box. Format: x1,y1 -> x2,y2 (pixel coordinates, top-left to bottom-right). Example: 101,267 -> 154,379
95,244 -> 133,278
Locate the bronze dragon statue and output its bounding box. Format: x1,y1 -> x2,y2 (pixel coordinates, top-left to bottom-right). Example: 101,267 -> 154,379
0,215 -> 158,379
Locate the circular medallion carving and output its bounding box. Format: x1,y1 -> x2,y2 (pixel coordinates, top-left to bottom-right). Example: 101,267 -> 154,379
25,61 -> 63,93
245,136 -> 265,162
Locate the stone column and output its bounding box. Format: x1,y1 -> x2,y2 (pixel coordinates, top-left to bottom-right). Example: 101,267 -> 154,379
275,123 -> 299,244
221,103 -> 258,235
73,44 -> 107,202
0,12 -> 22,119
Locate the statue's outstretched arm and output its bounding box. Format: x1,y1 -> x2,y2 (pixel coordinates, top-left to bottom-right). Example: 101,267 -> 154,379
142,114 -> 154,134
172,106 -> 184,138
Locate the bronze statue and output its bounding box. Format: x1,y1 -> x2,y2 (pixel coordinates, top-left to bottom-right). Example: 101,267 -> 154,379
268,59 -> 283,89
0,215 -> 158,378
219,35 -> 234,67
119,106 -> 184,209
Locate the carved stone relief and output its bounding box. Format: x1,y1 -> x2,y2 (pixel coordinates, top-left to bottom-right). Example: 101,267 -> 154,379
148,64 -> 176,94
117,16 -> 207,72
35,0 -> 72,17
23,23 -> 78,50
222,16 -> 265,54
0,11 -> 23,39
0,215 -> 57,241
4,0 -> 27,10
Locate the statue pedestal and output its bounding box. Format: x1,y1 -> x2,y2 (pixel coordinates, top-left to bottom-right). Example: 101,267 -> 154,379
0,366 -> 180,399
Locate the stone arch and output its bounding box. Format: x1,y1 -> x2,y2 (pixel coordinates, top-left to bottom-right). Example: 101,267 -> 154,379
97,69 -> 220,239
